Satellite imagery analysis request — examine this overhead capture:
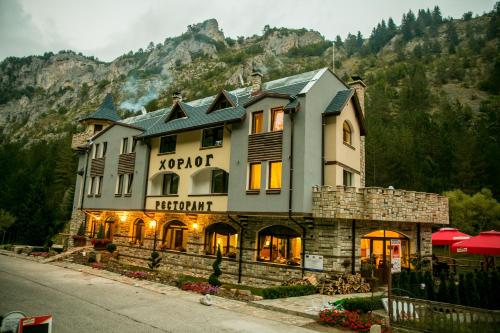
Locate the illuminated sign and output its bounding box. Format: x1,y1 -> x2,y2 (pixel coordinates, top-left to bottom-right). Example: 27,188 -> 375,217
155,200 -> 213,212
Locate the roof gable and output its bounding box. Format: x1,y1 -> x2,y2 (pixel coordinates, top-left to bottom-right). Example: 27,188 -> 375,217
206,90 -> 236,113
324,89 -> 366,135
81,94 -> 122,122
165,102 -> 188,122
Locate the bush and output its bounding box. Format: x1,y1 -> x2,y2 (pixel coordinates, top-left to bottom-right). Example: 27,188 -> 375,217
208,245 -> 222,286
106,243 -> 116,253
148,251 -> 161,270
96,224 -> 104,239
88,251 -> 96,263
342,296 -> 384,313
262,284 -> 316,299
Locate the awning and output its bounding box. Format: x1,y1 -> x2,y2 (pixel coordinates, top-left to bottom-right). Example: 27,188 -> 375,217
432,228 -> 470,246
451,230 -> 500,256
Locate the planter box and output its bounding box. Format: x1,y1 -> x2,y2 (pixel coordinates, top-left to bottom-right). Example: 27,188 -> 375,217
72,236 -> 86,247
91,239 -> 111,250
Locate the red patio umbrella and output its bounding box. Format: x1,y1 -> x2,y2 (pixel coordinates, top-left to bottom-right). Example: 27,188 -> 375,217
432,228 -> 471,246
451,230 -> 500,256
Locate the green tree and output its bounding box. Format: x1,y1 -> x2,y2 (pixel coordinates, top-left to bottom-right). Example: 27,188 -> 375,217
208,244 -> 222,286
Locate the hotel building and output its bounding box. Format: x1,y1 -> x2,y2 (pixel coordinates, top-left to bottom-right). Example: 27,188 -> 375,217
69,68 -> 448,286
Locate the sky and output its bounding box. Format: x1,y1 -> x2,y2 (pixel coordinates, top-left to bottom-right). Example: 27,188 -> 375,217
0,0 -> 497,62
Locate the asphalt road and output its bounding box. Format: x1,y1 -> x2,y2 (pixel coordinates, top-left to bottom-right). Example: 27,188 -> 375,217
0,255 -> 317,333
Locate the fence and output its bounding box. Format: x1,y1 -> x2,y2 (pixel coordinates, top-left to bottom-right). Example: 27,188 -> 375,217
390,296 -> 500,333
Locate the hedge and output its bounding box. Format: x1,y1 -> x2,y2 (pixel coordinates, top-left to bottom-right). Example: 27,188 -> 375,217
262,285 -> 317,299
341,296 -> 384,313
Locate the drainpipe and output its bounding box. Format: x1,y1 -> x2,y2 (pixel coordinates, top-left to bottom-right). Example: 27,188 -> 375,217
287,109 -> 307,277
321,115 -> 326,186
228,214 -> 244,284
351,220 -> 356,274
141,140 -> 155,250
80,144 -> 92,233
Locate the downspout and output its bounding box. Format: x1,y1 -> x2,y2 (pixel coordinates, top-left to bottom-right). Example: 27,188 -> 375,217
288,109 -> 306,277
351,219 -> 356,274
227,214 -> 244,284
321,115 -> 326,186
142,140 -> 154,249
80,144 -> 92,233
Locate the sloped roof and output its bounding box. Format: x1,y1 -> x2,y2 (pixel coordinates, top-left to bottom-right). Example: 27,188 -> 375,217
81,94 -> 122,122
121,68 -> 326,138
324,89 -> 355,115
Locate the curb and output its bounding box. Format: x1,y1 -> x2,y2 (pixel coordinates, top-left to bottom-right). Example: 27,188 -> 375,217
248,301 -> 319,320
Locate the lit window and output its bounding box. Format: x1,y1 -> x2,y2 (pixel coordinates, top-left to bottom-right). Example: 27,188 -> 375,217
343,170 -> 353,186
258,226 -> 301,265
205,223 -> 238,257
121,138 -> 129,154
248,163 -> 261,190
211,169 -> 229,194
252,111 -> 263,134
133,219 -> 144,244
159,135 -> 176,154
162,220 -> 187,251
202,127 -> 224,148
271,107 -> 284,131
101,142 -> 107,157
95,176 -> 103,195
125,174 -> 134,194
268,161 -> 282,190
116,174 -> 124,195
162,173 -> 179,195
343,121 -> 352,145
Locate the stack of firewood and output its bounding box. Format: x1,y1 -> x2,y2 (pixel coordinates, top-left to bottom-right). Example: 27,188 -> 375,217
282,275 -> 318,286
317,273 -> 371,295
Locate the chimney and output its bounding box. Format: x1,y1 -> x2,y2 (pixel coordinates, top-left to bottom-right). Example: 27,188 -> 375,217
348,75 -> 366,114
250,70 -> 263,96
172,91 -> 182,105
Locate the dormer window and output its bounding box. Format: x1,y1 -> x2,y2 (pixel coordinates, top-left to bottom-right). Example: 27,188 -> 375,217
166,103 -> 187,122
212,98 -> 231,111
343,121 -> 352,145
207,91 -> 235,113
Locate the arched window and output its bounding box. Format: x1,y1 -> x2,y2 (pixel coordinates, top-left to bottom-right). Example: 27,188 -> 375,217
190,168 -> 229,195
162,220 -> 187,251
148,172 -> 180,196
343,121 -> 352,145
132,219 -> 145,244
258,226 -> 302,266
104,217 -> 115,240
205,222 -> 238,257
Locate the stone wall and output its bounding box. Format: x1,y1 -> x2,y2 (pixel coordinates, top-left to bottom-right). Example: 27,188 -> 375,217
312,185 -> 449,224
67,210 -> 86,247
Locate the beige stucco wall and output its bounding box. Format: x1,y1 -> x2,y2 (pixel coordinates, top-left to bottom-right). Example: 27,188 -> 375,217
146,126 -> 232,213
323,99 -> 362,188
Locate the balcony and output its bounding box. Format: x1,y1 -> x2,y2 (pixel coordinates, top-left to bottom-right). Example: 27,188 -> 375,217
312,185 -> 449,224
71,127 -> 93,150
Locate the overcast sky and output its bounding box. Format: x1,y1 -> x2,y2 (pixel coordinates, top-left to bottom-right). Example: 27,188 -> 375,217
0,0 -> 496,62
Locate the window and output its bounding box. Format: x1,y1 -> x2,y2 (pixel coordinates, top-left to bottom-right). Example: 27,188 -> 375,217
159,135 -> 176,154
131,139 -> 137,153
93,143 -> 100,159
116,174 -> 124,195
258,226 -> 301,265
268,161 -> 282,190
104,218 -> 114,239
343,170 -> 353,186
211,169 -> 229,194
271,107 -> 284,131
132,219 -> 144,244
162,173 -> 179,195
88,177 -> 95,195
125,174 -> 134,194
162,220 -> 187,251
202,127 -> 224,148
248,163 -> 261,190
101,142 -> 107,157
94,124 -> 103,134
95,176 -> 103,195
121,138 -> 129,154
252,111 -> 264,134
212,97 -> 231,111
168,106 -> 186,121
343,121 -> 352,145
205,223 -> 238,257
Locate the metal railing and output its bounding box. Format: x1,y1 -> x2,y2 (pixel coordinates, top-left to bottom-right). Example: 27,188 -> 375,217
390,295 -> 500,333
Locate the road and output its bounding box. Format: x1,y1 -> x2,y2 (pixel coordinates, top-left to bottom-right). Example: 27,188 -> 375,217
0,255 -> 318,333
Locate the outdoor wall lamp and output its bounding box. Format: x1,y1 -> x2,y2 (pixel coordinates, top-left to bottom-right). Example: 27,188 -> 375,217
192,223 -> 199,231
149,220 -> 157,229
120,214 -> 127,222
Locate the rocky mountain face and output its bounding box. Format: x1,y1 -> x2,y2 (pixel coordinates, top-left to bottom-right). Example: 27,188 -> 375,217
0,9 -> 498,144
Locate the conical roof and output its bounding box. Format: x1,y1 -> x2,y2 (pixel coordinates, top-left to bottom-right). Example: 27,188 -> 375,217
80,94 -> 121,122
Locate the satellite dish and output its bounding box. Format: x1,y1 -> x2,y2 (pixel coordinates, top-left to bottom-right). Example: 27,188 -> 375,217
1,311 -> 27,333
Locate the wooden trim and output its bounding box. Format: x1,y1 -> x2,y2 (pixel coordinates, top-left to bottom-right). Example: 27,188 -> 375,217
248,131 -> 283,162
324,160 -> 360,175
118,152 -> 136,175
90,157 -> 105,177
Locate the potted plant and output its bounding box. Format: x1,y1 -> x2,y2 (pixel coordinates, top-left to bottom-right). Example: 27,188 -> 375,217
72,222 -> 87,247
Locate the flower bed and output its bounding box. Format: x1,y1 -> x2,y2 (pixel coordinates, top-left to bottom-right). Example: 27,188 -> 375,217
181,282 -> 219,295
30,252 -> 50,257
123,270 -> 150,279
319,309 -> 388,332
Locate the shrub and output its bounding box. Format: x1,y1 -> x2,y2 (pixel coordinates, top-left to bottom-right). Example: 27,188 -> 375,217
437,272 -> 448,302
88,251 -> 96,263
262,284 -> 316,299
148,251 -> 161,270
106,243 -> 116,253
208,245 -> 222,286
96,224 -> 105,239
342,296 -> 383,313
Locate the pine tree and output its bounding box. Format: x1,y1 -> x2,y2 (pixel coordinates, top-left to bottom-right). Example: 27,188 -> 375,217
208,244 -> 222,286
148,251 -> 162,270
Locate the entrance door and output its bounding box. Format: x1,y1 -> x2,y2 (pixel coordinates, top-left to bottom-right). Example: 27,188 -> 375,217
174,229 -> 183,249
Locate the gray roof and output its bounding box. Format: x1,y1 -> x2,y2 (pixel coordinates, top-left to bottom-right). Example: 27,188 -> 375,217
324,89 -> 354,115
81,94 -> 122,122
120,68 -> 326,138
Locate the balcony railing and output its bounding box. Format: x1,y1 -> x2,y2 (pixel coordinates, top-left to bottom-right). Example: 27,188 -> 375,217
71,127 -> 93,150
312,185 -> 449,224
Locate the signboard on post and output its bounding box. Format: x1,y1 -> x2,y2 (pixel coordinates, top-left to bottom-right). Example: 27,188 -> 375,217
18,315 -> 52,333
390,239 -> 401,273
304,253 -> 324,272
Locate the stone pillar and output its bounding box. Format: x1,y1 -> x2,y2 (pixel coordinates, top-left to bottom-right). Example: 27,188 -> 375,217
68,210 -> 86,248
